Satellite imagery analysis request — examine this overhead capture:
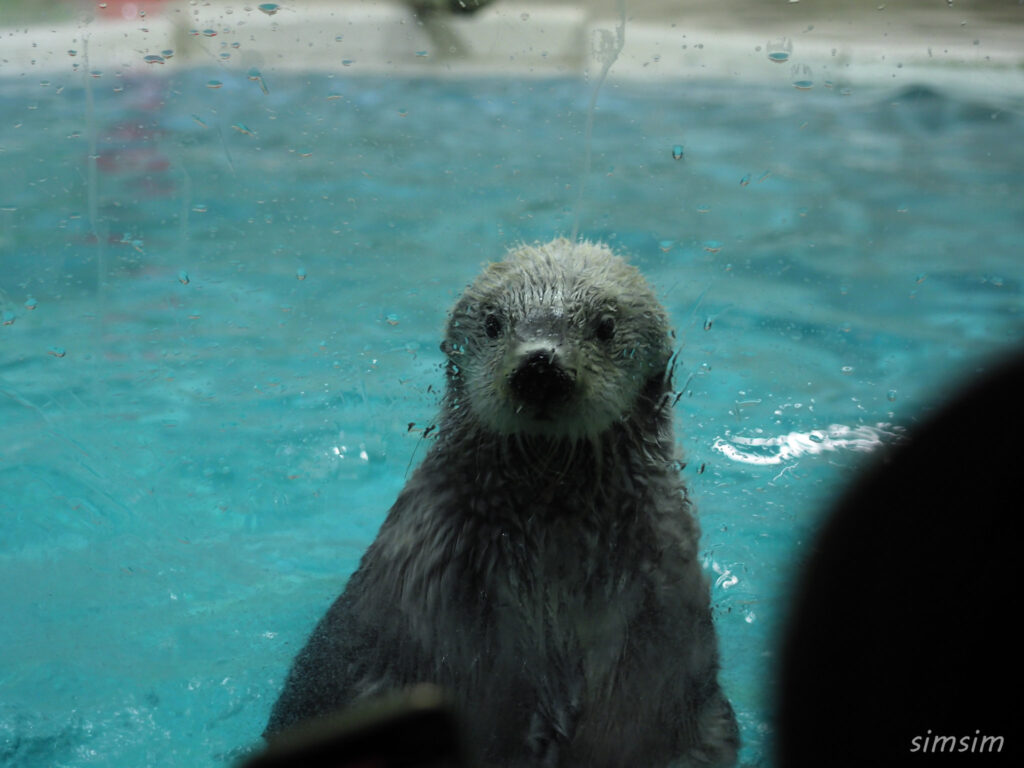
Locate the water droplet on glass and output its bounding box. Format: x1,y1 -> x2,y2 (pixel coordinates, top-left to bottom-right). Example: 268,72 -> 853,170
25,298 -> 38,310
326,93 -> 341,100
219,52 -> 231,61
671,144 -> 684,160
415,50 -> 428,57
840,365 -> 854,375
49,346 -> 66,358
798,206 -> 808,217
342,59 -> 355,67
191,114 -> 207,128
658,240 -> 674,253
791,63 -> 814,89
335,35 -> 343,42
178,270 -> 190,285
192,204 -> 208,213
247,68 -> 269,95
231,123 -> 254,135
887,389 -> 898,402
162,49 -> 174,58
767,38 -> 792,63
202,29 -> 217,37
68,49 -> 77,56
703,240 -> 722,254
703,318 -> 713,331
696,204 -> 711,214
385,313 -> 400,326
258,3 -> 280,15
144,54 -> 165,64
90,70 -> 103,78
296,267 -> 307,280
2,311 -> 15,326
739,173 -> 750,187
206,80 -> 222,89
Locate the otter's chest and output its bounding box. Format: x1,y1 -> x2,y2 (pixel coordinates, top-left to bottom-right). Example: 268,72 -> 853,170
488,514 -> 649,681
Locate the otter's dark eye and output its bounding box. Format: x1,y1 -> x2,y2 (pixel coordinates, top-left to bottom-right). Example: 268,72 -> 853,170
596,316 -> 616,341
484,313 -> 502,339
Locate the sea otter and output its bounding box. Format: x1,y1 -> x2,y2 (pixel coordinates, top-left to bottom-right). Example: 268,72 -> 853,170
264,238 -> 738,767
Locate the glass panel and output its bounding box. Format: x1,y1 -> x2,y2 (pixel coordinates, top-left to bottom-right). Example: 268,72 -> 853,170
1,2 -> 1020,765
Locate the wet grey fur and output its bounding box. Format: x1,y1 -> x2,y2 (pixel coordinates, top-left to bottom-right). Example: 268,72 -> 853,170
265,239 -> 738,767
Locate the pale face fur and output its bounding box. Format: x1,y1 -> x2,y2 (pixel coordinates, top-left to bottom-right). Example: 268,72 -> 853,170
443,239 -> 673,442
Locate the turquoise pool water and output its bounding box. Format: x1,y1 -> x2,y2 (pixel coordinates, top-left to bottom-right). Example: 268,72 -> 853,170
1,71 -> 1022,767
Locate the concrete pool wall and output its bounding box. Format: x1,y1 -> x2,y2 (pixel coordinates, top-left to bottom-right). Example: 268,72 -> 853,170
2,0 -> 1022,98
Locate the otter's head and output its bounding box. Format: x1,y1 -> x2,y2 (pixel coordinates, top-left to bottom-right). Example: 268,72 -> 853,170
441,239 -> 674,441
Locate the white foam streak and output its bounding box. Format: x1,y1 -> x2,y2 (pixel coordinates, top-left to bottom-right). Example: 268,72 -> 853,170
713,424 -> 900,465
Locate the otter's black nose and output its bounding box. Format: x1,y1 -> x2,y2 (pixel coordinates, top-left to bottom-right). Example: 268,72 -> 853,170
509,349 -> 575,408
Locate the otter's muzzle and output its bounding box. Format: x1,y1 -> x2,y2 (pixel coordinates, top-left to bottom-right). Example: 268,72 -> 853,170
509,347 -> 576,410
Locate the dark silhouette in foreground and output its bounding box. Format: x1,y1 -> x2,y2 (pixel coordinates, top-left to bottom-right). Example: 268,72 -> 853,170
779,350 -> 1021,766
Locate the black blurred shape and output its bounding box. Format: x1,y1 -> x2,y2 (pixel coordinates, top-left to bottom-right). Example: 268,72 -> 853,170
244,685 -> 465,768
778,350 -> 1022,765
